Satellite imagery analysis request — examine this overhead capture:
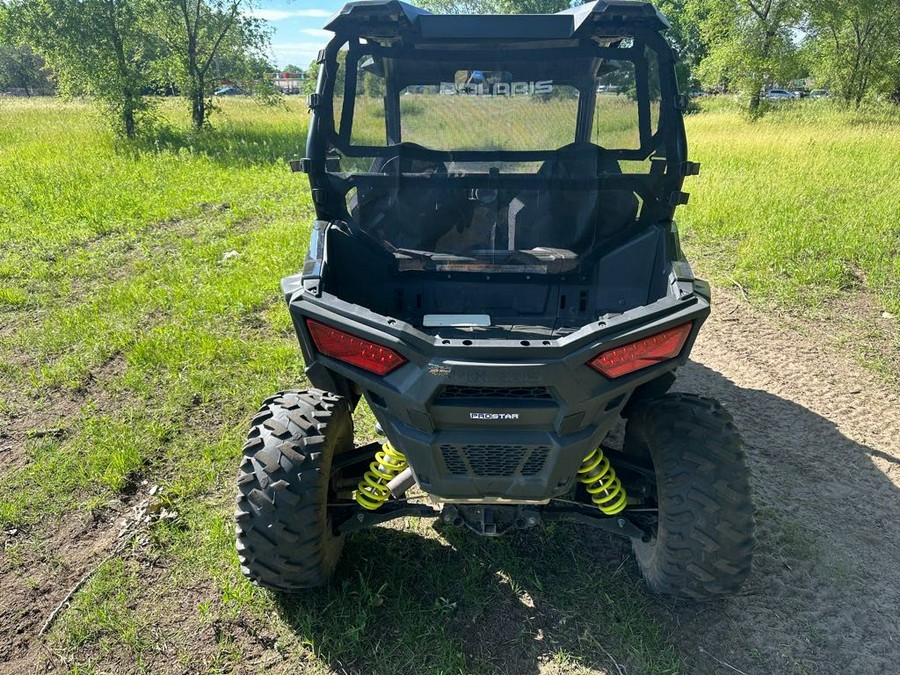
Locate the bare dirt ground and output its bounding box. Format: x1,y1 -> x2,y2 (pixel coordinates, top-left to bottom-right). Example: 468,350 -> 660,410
2,283 -> 900,674
0,512 -> 125,672
661,287 -> 900,674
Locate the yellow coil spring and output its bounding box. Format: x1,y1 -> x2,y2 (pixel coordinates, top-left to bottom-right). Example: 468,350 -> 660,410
577,448 -> 627,515
354,442 -> 408,511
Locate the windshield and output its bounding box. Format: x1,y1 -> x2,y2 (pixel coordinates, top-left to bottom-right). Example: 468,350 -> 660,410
323,40 -> 673,274
399,73 -> 581,152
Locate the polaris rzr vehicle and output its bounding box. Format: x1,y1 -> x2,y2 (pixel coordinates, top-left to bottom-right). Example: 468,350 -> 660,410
235,0 -> 756,599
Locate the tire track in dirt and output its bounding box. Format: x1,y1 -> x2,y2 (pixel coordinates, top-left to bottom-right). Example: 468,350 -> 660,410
660,287 -> 900,674
0,515 -> 122,672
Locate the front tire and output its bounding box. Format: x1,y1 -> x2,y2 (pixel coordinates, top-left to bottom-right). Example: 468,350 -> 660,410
625,393 -> 755,598
235,389 -> 353,590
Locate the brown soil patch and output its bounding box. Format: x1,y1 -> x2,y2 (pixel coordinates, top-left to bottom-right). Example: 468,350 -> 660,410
796,287 -> 900,382
656,286 -> 900,673
0,352 -> 127,476
0,510 -> 125,672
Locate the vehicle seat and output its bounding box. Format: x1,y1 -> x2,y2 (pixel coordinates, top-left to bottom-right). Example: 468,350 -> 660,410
351,144 -> 471,251
508,143 -> 639,252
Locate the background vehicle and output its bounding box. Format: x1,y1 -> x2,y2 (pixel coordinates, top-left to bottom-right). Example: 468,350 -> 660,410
765,89 -> 796,100
234,0 -> 756,600
214,86 -> 243,96
810,89 -> 830,99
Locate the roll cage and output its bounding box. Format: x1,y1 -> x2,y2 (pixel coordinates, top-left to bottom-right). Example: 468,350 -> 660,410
300,0 -> 692,222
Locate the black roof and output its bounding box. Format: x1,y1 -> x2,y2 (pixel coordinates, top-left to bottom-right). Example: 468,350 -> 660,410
324,0 -> 669,40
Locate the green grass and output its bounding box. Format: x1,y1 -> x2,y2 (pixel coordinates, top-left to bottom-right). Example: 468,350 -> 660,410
0,95 -> 898,672
681,98 -> 900,315
0,96 -> 312,526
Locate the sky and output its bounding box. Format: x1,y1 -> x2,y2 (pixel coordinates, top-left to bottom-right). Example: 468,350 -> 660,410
252,0 -> 347,69
255,3 -> 808,70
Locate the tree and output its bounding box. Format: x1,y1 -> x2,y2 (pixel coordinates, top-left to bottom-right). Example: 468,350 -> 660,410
803,0 -> 900,107
303,59 -> 319,96
655,0 -> 707,91
691,0 -> 801,115
14,0 -> 154,136
889,39 -> 900,104
0,10 -> 52,95
0,43 -> 53,95
497,0 -> 572,11
414,0 -> 503,11
148,0 -> 271,129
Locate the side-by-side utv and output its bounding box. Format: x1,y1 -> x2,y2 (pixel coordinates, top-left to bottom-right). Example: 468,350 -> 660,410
235,0 -> 755,599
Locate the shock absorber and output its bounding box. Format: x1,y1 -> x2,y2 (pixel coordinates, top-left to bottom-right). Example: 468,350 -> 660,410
577,448 -> 627,515
354,441 -> 408,511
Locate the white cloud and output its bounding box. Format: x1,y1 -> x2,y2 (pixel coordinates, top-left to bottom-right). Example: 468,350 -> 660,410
247,8 -> 332,21
299,28 -> 330,38
269,41 -> 326,68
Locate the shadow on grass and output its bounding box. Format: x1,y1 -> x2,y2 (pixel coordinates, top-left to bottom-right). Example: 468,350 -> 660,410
123,124 -> 306,169
271,359 -> 900,674
273,523 -> 679,674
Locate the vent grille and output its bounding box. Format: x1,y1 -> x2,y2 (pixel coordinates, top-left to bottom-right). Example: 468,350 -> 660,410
440,444 -> 549,477
437,385 -> 552,401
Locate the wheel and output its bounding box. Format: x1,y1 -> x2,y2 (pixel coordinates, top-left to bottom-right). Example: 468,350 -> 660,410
625,392 -> 755,598
235,389 -> 353,590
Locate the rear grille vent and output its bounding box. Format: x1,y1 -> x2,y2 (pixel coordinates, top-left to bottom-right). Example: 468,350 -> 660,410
440,444 -> 550,477
437,385 -> 552,401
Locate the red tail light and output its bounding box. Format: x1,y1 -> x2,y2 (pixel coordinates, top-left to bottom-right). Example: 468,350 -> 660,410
588,323 -> 693,378
306,319 -> 407,376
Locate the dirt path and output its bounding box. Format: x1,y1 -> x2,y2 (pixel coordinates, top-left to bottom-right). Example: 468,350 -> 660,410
661,287 -> 900,674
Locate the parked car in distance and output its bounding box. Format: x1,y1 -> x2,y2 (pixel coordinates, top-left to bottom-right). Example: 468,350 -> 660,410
214,86 -> 243,96
809,89 -> 830,99
764,89 -> 795,100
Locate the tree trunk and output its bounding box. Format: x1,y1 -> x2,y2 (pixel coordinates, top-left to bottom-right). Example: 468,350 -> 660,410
188,37 -> 205,129
747,72 -> 764,118
748,23 -> 777,119
123,105 -> 136,139
107,0 -> 139,137
748,91 -> 761,116
191,84 -> 205,129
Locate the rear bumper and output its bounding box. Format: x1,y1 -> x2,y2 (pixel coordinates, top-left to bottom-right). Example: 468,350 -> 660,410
285,279 -> 709,501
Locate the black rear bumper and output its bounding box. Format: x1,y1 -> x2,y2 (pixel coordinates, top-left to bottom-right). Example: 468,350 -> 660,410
285,277 -> 709,502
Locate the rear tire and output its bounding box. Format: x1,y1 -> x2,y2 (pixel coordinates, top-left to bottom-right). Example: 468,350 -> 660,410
235,389 -> 353,590
625,393 -> 755,598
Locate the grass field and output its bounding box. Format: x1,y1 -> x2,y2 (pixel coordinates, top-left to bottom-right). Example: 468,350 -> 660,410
0,95 -> 898,672
682,98 -> 900,316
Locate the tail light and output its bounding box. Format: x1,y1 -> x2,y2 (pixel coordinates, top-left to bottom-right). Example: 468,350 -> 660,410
306,319 -> 407,376
588,323 -> 692,378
